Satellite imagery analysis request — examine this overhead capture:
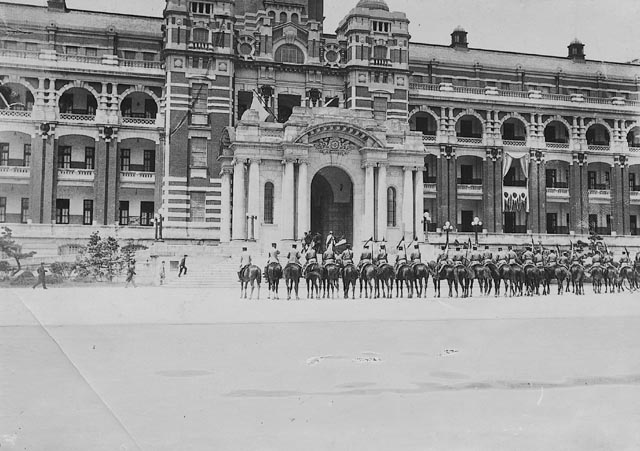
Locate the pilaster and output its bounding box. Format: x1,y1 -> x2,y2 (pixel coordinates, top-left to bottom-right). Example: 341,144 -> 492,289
414,167 -> 424,242
220,166 -> 232,243
402,166 -> 414,237
281,159 -> 295,240
363,162 -> 375,240
231,159 -> 246,240
247,158 -> 261,241
569,152 -> 588,234
376,163 -> 387,241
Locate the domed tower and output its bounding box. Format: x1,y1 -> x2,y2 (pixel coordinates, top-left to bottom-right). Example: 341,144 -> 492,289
336,0 -> 410,122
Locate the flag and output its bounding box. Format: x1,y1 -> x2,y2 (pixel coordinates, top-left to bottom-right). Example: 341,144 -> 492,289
0,87 -> 10,109
325,96 -> 339,107
396,236 -> 405,251
364,236 -> 373,248
335,239 -> 347,248
250,91 -> 272,122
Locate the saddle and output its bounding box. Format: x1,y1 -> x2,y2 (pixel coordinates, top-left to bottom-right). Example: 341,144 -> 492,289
285,262 -> 302,271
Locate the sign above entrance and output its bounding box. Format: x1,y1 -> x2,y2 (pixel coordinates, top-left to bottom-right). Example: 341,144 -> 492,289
314,137 -> 355,155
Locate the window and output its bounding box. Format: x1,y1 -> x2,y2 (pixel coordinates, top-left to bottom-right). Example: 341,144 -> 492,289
190,138 -> 208,167
460,165 -> 473,184
630,173 -> 637,191
140,201 -> 154,226
120,149 -> 130,172
588,171 -> 596,190
237,91 -> 253,120
604,171 -> 610,189
280,12 -> 287,23
55,199 -> 70,224
85,147 -> 94,170
123,51 -> 136,60
143,149 -> 155,172
85,47 -> 98,57
192,28 -> 209,43
460,120 -> 473,137
143,52 -> 155,62
83,200 -> 93,225
291,13 -> 299,24
23,144 -> 31,167
387,187 -> 396,227
264,182 -> 274,224
373,45 -> 387,60
0,143 -> 8,166
191,83 -> 208,114
58,146 -> 71,169
274,44 -> 304,64
65,46 -> 78,55
119,201 -> 130,225
21,198 -> 29,223
373,97 -> 387,122
26,42 -> 38,53
191,1 -> 212,14
0,197 -> 6,222
189,192 -> 206,222
545,169 -> 557,188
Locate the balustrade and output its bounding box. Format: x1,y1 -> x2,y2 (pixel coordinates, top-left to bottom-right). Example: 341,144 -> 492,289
0,166 -> 30,178
56,168 -> 95,181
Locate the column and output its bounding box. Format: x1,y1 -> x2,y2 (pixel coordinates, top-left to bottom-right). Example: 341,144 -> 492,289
94,137 -> 118,225
402,166 -> 413,237
247,158 -> 261,241
569,153 -> 588,235
41,136 -> 57,223
296,160 -> 309,239
528,150 -> 546,234
281,159 -> 294,240
231,159 -> 246,240
611,156 -> 630,235
29,134 -> 46,223
154,139 -> 164,210
363,163 -> 375,240
414,167 -> 424,242
437,146 -> 457,230
376,164 -> 387,241
220,168 -> 232,242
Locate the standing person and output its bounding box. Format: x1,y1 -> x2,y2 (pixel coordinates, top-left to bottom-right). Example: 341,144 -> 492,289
125,263 -> 137,288
238,246 -> 252,281
178,254 -> 188,277
32,262 -> 47,290
159,261 -> 166,286
325,231 -> 335,250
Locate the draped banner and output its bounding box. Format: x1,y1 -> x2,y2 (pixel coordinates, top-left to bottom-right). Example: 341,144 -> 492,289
502,150 -> 530,212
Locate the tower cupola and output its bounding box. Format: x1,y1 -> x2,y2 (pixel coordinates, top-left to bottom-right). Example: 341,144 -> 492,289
568,38 -> 585,61
451,26 -> 468,49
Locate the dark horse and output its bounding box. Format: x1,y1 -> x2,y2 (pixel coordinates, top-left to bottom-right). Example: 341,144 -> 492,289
570,263 -> 585,295
342,263 -> 359,299
590,265 -> 604,294
323,262 -> 341,299
359,264 -> 378,299
266,262 -> 282,300
240,265 -> 262,299
413,263 -> 430,298
283,263 -> 302,300
376,263 -> 395,299
395,263 -> 414,298
305,263 -> 323,299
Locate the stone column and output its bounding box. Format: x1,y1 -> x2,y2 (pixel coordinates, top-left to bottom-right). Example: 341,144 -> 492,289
376,164 -> 387,241
437,145 -> 457,230
247,158 -> 261,241
402,166 -> 414,237
94,134 -> 118,225
231,159 -> 246,240
281,159 -> 295,240
529,150 -> 546,234
29,133 -> 46,223
414,167 -> 424,242
611,155 -> 630,235
296,160 -> 309,239
363,163 -> 375,240
569,153 -> 588,235
220,167 -> 232,242
483,149 -> 504,233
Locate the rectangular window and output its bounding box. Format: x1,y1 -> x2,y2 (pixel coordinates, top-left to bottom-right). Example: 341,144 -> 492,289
373,97 -> 387,122
143,149 -> 155,172
0,197 -> 6,222
58,146 -> 71,169
192,83 -> 208,114
140,201 -> 154,226
588,171 -> 596,190
119,201 -> 130,226
0,143 -> 9,166
190,138 -> 208,167
189,192 -> 206,223
143,52 -> 155,61
460,165 -> 474,184
237,91 -> 253,121
631,215 -> 638,234
65,46 -> 78,55
604,171 -> 610,189
83,199 -> 93,225
25,42 -> 38,53
23,144 -> 31,167
85,47 -> 98,57
55,199 -> 70,224
588,214 -> 598,233
123,50 -> 136,60
630,173 -> 637,191
460,120 -> 473,137
120,149 -> 130,172
545,169 -> 557,187
85,147 -> 95,170
20,198 -> 29,223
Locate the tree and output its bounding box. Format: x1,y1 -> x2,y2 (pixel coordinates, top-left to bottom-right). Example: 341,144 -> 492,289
75,231 -> 129,281
0,227 -> 36,275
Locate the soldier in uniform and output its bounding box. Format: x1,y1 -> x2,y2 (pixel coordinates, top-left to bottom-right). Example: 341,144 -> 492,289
507,246 -> 519,266
376,243 -> 389,266
303,245 -> 318,276
534,247 -> 544,267
287,243 -> 302,269
603,251 -> 614,269
558,251 -> 570,268
522,246 -> 534,268
358,243 -> 373,277
469,246 -> 482,270
482,246 -> 493,265
323,244 -> 336,266
263,242 -> 281,279
547,249 -> 558,267
619,251 -> 631,269
395,240 -> 408,270
409,243 -> 422,266
341,244 -> 354,267
452,247 -> 464,267
238,247 -> 252,281
495,248 -> 507,267
590,250 -> 602,270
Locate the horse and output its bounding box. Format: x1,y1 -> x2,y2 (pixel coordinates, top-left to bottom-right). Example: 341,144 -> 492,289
342,263 -> 359,299
359,263 -> 377,299
283,263 -> 302,300
453,264 -> 469,297
265,262 -> 282,300
619,265 -> 636,292
413,263 -> 430,298
240,265 -> 262,299
497,263 -> 512,297
590,265 -> 604,294
395,263 -> 414,298
604,266 -> 619,293
510,265 -> 524,296
305,263 -> 323,299
522,264 -> 540,296
322,262 -> 341,299
474,263 -> 494,296
376,263 -> 395,299
570,263 -> 585,295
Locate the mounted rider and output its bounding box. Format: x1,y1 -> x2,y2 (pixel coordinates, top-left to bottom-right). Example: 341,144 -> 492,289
534,246 -> 544,268
494,247 -> 508,268
482,246 -> 493,265
358,242 -> 374,277
468,246 -> 483,271
436,245 -> 449,273
340,244 -> 354,267
375,243 -> 389,266
590,250 -> 602,270
558,251 -> 570,269
521,246 -> 534,270
287,243 -> 302,270
395,237 -> 408,271
263,242 -> 281,279
507,246 -> 519,267
603,251 -> 615,269
547,248 -> 558,268
323,242 -> 337,266
452,247 -> 464,267
303,245 -> 318,276
409,241 -> 422,267
619,251 -> 632,270
238,246 -> 252,281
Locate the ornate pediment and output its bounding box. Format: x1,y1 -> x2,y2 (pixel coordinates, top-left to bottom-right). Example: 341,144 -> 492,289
294,123 -> 384,153
313,137 -> 356,155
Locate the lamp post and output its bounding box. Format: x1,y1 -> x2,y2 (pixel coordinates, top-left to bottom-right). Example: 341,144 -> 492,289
472,216 -> 483,245
247,214 -> 257,241
443,220 -> 454,247
154,208 -> 164,241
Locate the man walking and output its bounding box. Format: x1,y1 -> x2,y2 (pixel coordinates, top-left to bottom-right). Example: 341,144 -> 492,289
32,262 -> 47,290
178,254 -> 188,277
125,263 -> 137,288
159,261 -> 166,285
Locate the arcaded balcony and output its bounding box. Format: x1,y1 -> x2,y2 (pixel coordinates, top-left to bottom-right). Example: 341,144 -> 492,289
455,115 -> 483,144
627,127 -> 640,151
544,120 -> 571,149
120,91 -> 158,126
501,117 -> 527,146
586,124 -> 610,151
0,82 -> 34,118
409,111 -> 438,144
58,87 -> 97,122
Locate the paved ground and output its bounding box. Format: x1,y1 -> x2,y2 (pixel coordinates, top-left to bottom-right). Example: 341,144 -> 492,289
2,287 -> 640,451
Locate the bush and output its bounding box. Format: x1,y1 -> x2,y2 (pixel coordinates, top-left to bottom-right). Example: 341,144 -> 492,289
50,262 -> 75,279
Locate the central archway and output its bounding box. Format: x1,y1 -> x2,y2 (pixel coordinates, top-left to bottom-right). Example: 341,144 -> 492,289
311,166 -> 353,245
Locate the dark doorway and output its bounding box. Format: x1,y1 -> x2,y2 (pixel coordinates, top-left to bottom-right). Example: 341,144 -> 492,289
504,212 -> 516,233
546,213 -> 557,234
278,94 -> 301,123
311,167 -> 353,245
460,210 -> 474,232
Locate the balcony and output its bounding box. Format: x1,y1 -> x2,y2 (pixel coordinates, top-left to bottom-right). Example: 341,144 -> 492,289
422,134 -> 437,144
588,189 -> 611,200
122,116 -> 158,126
457,184 -> 483,196
587,144 -> 610,152
0,165 -> 30,179
57,168 -> 95,182
59,112 -> 96,122
188,42 -> 214,51
0,109 -> 32,119
120,171 -> 155,185
456,136 -> 483,145
424,183 -> 437,193
631,191 -> 640,204
502,139 -> 527,147
546,141 -> 570,150
369,58 -> 391,67
546,187 -> 570,200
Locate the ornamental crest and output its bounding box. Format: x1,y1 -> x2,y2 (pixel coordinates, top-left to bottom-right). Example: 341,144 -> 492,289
314,137 -> 355,155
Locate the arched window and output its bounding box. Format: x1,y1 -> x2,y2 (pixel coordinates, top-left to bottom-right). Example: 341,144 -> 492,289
387,187 -> 396,227
279,11 -> 287,23
264,182 -> 274,224
268,11 -> 276,22
291,13 -> 299,24
274,44 -> 304,64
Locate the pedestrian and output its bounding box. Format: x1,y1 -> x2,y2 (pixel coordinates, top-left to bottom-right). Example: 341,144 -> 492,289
32,262 -> 47,290
159,261 -> 166,285
178,254 -> 188,277
125,263 -> 137,288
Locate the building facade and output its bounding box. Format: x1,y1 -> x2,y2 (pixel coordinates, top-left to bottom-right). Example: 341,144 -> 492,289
1,0 -> 640,248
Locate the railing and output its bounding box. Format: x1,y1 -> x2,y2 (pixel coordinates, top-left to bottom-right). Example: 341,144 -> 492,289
57,168 -> 95,181
57,53 -> 102,64
409,83 -> 440,92
588,189 -> 611,199
59,113 -> 95,122
456,136 -> 483,144
120,59 -> 163,69
548,226 -> 570,235
502,139 -> 527,147
425,176 -> 437,184
0,109 -> 32,118
457,178 -> 483,185
504,180 -> 527,187
457,184 -> 483,194
120,171 -> 155,182
587,144 -> 610,151
0,49 -> 40,59
631,191 -> 640,203
370,58 -> 391,66
424,183 -> 437,192
189,42 -> 214,51
122,116 -> 157,126
0,166 -> 30,178
546,187 -> 570,198
422,134 -> 437,143
548,182 -> 569,189
630,146 -> 640,153
546,142 -> 570,149
589,183 -> 609,190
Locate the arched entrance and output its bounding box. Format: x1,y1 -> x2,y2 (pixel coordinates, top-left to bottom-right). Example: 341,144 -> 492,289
311,166 -> 353,244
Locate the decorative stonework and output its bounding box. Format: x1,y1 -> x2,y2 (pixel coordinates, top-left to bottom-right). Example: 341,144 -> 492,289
314,137 -> 355,155
295,122 -> 384,149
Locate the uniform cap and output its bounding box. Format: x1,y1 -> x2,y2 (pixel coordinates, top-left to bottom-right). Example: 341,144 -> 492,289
292,244 -> 297,248
242,247 -> 247,251
485,246 -> 490,250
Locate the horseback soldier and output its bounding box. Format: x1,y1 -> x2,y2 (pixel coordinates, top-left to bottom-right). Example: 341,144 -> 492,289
522,246 -> 534,269
534,247 -> 544,267
303,245 -> 318,276
409,243 -> 422,266
469,246 -> 482,270
559,251 -> 570,268
603,251 -> 615,269
358,243 -> 374,277
590,250 -> 602,270
287,243 -> 302,269
619,251 -> 631,269
264,242 -> 280,279
323,243 -> 336,266
376,243 -> 389,266
238,246 -> 252,281
341,244 -> 354,267
547,249 -> 558,267
507,246 -> 519,267
395,239 -> 408,271
495,248 -> 507,268
436,245 -> 449,273
452,247 -> 464,267
482,246 -> 493,265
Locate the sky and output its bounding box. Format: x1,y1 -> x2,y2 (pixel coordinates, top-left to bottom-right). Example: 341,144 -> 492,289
10,0 -> 640,63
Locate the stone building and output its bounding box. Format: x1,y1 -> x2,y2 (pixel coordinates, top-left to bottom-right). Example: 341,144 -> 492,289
1,0 -> 640,251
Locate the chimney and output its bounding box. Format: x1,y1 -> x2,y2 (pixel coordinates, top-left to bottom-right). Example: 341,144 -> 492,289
450,26 -> 468,49
568,38 -> 585,61
48,0 -> 67,11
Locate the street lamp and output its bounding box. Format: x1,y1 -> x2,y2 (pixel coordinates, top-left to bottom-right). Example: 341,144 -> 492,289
472,216 -> 483,245
247,214 -> 257,241
443,220 -> 454,247
154,208 -> 164,241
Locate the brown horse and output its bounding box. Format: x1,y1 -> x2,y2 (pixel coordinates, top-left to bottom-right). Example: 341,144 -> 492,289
395,264 -> 414,298
266,262 -> 282,300
322,263 -> 341,299
570,263 -> 585,295
342,263 -> 359,299
413,263 -> 430,298
284,263 -> 302,300
376,263 -> 395,299
359,263 -> 377,299
305,263 -> 323,299
590,265 -> 604,294
240,265 -> 262,299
